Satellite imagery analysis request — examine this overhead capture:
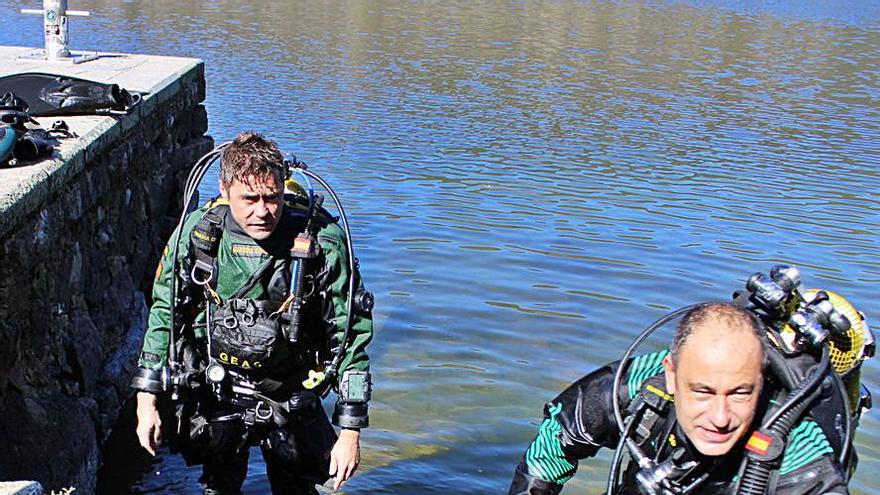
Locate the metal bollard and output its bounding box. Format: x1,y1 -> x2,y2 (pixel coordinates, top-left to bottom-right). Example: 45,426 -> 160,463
20,0 -> 98,63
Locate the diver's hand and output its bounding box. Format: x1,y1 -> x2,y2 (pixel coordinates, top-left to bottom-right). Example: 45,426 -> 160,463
329,428 -> 361,490
135,391 -> 162,456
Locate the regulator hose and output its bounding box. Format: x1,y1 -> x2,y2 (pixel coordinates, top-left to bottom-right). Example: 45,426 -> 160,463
300,168 -> 357,382
607,304 -> 702,493
735,346 -> 830,495
607,412 -> 641,494
612,304 -> 702,432
168,143 -> 227,384
761,347 -> 830,430
833,370 -> 854,471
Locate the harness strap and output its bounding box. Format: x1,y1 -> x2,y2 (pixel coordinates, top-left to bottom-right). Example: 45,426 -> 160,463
627,375 -> 674,446
190,207 -> 224,286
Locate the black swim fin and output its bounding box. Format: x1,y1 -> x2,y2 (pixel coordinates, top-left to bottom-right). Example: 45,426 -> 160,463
0,73 -> 142,116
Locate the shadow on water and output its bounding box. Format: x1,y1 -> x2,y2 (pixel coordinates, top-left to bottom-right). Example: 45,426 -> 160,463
96,395 -> 177,494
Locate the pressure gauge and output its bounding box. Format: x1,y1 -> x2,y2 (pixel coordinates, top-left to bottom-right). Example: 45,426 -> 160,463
206,363 -> 226,383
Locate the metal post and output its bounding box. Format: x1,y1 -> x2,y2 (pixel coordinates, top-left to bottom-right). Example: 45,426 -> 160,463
20,0 -> 98,64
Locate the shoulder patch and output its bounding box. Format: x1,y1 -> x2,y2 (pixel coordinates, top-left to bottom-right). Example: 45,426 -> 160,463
627,349 -> 670,401
779,419 -> 834,475
155,246 -> 169,280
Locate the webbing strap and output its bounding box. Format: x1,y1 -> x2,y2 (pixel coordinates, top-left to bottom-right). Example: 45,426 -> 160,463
190,207 -> 225,286
230,258 -> 276,300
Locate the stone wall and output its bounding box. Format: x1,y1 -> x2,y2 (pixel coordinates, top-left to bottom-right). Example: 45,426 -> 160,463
0,59 -> 213,492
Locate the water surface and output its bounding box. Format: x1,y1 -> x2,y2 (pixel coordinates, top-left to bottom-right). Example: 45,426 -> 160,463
2,1 -> 878,493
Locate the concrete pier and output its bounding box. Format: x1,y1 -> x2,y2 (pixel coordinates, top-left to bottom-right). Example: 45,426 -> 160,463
0,46 -> 213,492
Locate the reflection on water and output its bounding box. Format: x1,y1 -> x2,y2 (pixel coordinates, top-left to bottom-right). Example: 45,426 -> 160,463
2,1 -> 878,493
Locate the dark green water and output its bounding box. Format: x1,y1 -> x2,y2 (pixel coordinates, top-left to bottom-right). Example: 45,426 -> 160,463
2,1 -> 878,493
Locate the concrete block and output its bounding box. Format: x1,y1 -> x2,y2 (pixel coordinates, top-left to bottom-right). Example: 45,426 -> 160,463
0,481 -> 44,495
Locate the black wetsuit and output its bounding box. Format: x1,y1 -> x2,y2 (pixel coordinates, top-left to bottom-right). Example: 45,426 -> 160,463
508,350 -> 850,495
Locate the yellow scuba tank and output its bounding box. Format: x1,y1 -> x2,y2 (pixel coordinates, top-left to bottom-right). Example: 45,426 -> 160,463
819,290 -> 870,375
285,177 -> 308,198
780,289 -> 873,412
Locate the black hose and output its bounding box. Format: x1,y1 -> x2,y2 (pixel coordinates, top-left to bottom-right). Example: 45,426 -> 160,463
736,389 -> 820,494
168,144 -> 227,381
736,347 -> 830,495
761,347 -> 830,430
831,370 -> 853,471
286,194 -> 322,344
605,304 -> 702,494
301,169 -> 357,382
607,413 -> 640,495
612,304 -> 702,432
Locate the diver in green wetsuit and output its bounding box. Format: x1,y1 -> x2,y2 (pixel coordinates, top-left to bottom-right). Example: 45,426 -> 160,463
131,132 -> 373,495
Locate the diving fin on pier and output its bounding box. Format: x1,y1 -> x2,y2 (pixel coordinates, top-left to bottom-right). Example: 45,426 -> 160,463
0,72 -> 142,116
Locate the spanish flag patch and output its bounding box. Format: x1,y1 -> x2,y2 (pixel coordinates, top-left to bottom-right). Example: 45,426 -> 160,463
294,237 -> 312,251
746,431 -> 772,456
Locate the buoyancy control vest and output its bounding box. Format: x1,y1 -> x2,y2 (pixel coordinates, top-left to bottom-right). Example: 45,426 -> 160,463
616,352 -> 851,495
185,199 -> 335,406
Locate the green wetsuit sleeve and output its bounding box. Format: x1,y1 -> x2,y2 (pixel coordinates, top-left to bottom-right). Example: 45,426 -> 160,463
138,210 -> 205,370
775,419 -> 849,494
511,359 -> 644,493
317,222 -> 373,376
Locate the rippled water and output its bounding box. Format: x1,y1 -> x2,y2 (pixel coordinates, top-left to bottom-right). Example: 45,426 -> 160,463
2,1 -> 878,493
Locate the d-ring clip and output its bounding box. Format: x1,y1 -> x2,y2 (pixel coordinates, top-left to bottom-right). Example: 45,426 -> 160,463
191,261 -> 214,286
255,401 -> 273,421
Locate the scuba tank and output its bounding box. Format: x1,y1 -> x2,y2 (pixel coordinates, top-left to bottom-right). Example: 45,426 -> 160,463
606,265 -> 873,495
733,268 -> 871,494
0,125 -> 15,165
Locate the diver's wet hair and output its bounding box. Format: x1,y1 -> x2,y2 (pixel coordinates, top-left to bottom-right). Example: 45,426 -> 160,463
670,302 -> 764,366
220,131 -> 285,187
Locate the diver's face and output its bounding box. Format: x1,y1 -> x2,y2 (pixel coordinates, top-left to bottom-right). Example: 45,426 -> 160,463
663,323 -> 763,457
220,174 -> 283,240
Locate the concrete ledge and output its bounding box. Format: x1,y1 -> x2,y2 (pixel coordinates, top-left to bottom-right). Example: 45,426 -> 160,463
0,46 -> 206,239
0,481 -> 43,495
